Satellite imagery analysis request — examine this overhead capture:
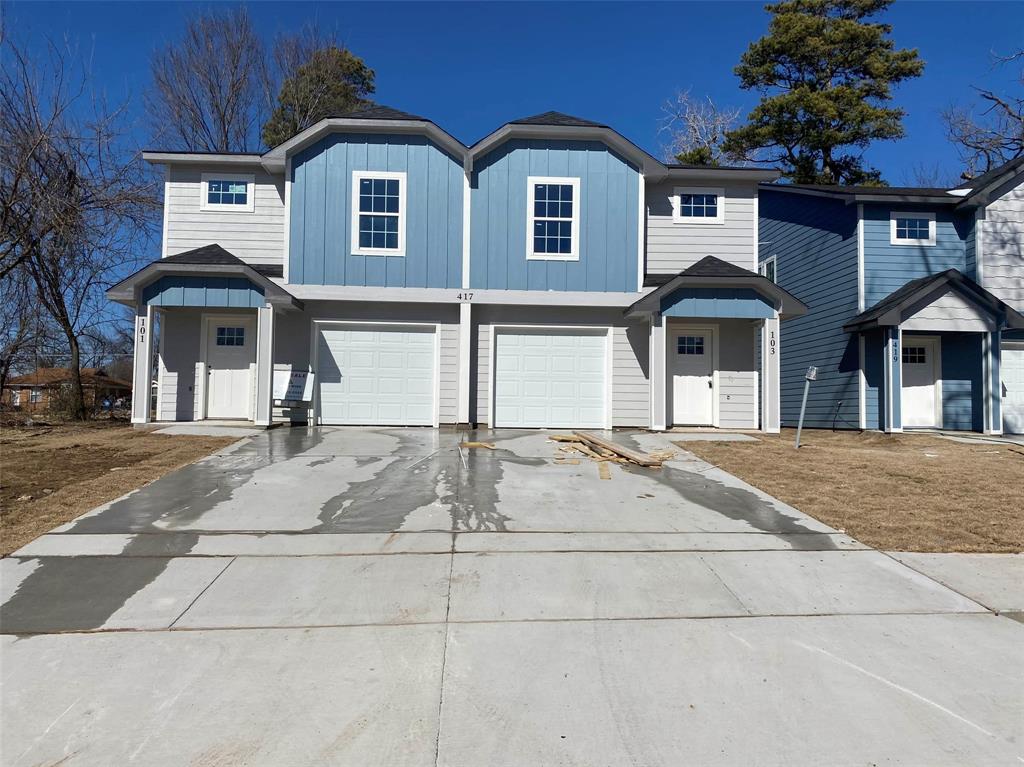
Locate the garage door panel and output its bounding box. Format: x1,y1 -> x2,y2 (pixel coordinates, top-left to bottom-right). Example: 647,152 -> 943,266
317,325 -> 436,426
493,329 -> 608,428
1003,345 -> 1024,434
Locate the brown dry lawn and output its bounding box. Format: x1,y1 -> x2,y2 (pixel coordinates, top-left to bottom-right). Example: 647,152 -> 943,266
680,429 -> 1024,553
1,420 -> 237,556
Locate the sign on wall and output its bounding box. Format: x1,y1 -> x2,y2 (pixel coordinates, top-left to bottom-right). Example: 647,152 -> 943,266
272,369 -> 314,403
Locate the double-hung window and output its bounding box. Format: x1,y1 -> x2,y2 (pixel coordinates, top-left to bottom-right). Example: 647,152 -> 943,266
673,186 -> 725,225
759,256 -> 777,283
351,171 -> 406,256
527,176 -> 581,260
200,173 -> 255,212
890,211 -> 936,246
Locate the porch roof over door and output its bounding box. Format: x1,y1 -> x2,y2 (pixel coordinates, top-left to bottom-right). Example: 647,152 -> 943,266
843,269 -> 1024,333
625,256 -> 808,320
105,244 -> 303,311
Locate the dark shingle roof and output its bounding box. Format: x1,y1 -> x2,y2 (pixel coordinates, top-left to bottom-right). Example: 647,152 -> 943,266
956,154 -> 1024,191
509,111 -> 608,128
250,264 -> 284,279
328,104 -> 430,122
771,183 -> 955,198
163,244 -> 245,266
682,255 -> 760,279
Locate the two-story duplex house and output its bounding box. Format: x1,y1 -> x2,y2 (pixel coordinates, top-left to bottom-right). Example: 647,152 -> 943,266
107,107 -> 806,432
760,156 -> 1024,435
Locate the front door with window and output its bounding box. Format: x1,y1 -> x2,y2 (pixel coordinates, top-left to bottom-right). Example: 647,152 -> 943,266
206,319 -> 255,419
902,337 -> 939,428
671,330 -> 714,425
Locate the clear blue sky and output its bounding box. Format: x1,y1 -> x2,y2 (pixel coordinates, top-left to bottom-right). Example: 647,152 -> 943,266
11,0 -> 1024,185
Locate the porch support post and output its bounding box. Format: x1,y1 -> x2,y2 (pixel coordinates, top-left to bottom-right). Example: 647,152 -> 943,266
254,304 -> 275,427
883,325 -> 903,433
650,313 -> 667,430
130,303 -> 154,425
760,314 -> 780,433
458,302 -> 472,425
984,329 -> 1002,435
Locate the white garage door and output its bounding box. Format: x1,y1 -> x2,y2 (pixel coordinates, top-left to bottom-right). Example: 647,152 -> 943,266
493,328 -> 608,428
1002,342 -> 1024,434
317,324 -> 436,426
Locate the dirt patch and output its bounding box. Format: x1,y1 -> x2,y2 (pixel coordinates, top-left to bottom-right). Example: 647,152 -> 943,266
0,420 -> 237,555
679,430 -> 1024,553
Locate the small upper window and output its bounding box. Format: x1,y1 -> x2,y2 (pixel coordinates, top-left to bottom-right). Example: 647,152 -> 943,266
351,171 -> 406,256
200,173 -> 255,212
902,346 -> 927,364
759,256 -> 777,284
677,336 -> 705,355
673,187 -> 725,225
216,327 -> 246,347
527,176 -> 581,261
890,211 -> 936,246
29,388 -> 43,403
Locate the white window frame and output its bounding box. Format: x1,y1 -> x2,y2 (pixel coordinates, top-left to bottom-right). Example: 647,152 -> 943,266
29,387 -> 43,404
199,172 -> 255,213
526,176 -> 581,261
672,186 -> 726,225
759,255 -> 777,283
350,170 -> 407,257
890,211 -> 936,246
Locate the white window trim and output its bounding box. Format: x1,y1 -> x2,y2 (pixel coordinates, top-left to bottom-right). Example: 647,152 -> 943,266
199,172 -> 255,213
758,255 -> 777,283
672,186 -> 726,225
526,176 -> 581,262
890,211 -> 936,246
350,170 -> 407,257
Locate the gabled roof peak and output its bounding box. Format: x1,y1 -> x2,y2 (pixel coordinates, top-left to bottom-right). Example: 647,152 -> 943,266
509,111 -> 608,129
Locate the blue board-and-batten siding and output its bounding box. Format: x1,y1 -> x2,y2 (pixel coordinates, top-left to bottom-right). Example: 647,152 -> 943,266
289,133 -> 463,288
661,288 -> 774,319
470,139 -> 639,292
760,191 -> 861,429
142,276 -> 264,308
937,332 -> 983,431
861,204 -> 972,307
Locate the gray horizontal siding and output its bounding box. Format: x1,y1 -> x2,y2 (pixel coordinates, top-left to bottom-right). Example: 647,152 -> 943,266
981,175 -> 1024,310
165,165 -> 285,266
717,319 -> 757,428
646,180 -> 757,274
761,190 -> 861,429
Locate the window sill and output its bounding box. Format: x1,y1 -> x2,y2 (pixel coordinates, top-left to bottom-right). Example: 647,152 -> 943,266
527,253 -> 580,262
671,218 -> 726,226
200,205 -> 255,214
890,239 -> 936,247
351,249 -> 406,257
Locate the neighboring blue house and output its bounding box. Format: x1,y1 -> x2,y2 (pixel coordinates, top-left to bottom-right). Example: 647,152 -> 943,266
108,107 -> 803,431
760,157 -> 1024,435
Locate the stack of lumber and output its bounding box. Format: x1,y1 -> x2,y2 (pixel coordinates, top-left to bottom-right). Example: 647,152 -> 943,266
549,432 -> 673,468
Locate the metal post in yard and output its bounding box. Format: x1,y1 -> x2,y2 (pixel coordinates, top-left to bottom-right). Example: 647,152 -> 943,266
795,366 -> 817,449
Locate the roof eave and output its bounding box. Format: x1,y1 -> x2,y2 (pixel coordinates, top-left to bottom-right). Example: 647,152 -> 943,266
664,167 -> 780,182
105,261 -> 304,311
624,274 -> 808,319
142,151 -> 264,167
260,118 -> 466,173
469,123 -> 667,178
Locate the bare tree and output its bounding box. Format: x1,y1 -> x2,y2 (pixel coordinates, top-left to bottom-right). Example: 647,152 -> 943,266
943,49 -> 1023,179
1,37 -> 159,418
0,268 -> 40,398
146,6 -> 268,152
901,161 -> 959,189
659,90 -> 743,166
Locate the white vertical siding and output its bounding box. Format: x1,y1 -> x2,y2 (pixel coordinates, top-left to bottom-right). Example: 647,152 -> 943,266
165,165 -> 285,265
646,180 -> 758,274
981,175 -> 1024,309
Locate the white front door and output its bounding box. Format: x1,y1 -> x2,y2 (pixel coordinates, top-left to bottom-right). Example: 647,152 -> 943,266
1001,342 -> 1024,434
317,324 -> 436,426
493,328 -> 607,428
671,330 -> 714,426
205,319 -> 255,419
901,337 -> 939,428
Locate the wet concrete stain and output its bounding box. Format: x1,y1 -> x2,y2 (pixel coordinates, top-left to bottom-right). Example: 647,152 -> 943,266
3,429 -> 334,634
311,431 -> 545,533
0,534 -> 201,633
619,461 -> 838,550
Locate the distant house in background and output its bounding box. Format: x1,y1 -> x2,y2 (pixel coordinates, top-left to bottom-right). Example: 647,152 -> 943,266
4,368 -> 132,413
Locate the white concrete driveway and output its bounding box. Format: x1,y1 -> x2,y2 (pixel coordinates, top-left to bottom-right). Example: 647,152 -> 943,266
2,428 -> 1021,766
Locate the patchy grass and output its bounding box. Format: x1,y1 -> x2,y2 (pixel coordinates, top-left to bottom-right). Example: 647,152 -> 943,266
679,429 -> 1024,553
0,420 -> 237,556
